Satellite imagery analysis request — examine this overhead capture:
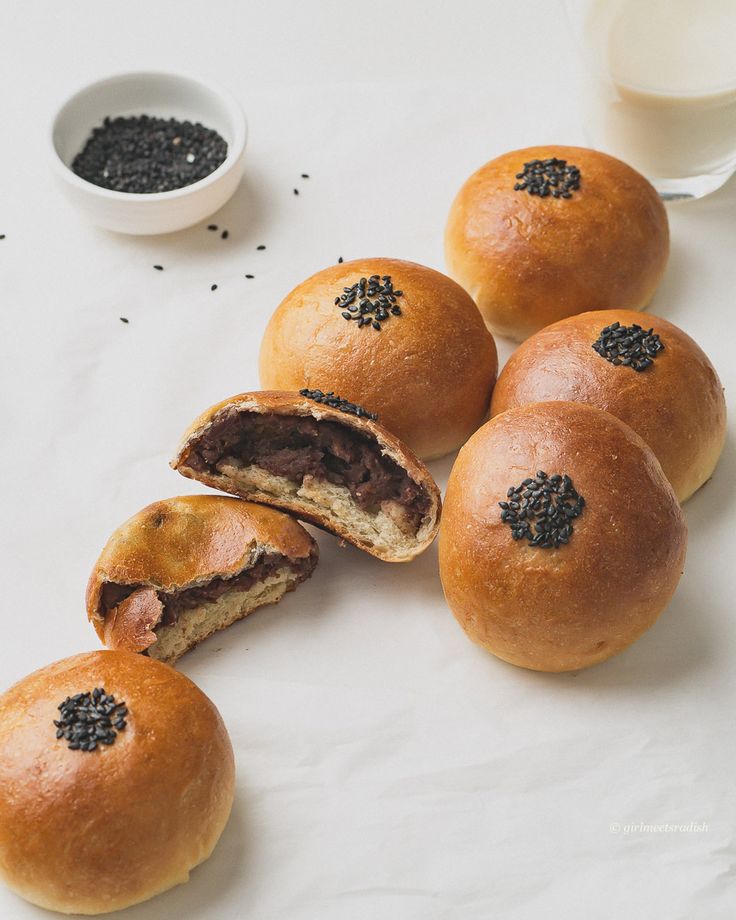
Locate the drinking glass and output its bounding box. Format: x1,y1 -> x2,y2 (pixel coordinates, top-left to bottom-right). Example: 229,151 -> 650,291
564,0 -> 736,199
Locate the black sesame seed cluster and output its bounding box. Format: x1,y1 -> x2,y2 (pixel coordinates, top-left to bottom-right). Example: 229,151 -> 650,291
299,388 -> 377,420
514,158 -> 581,199
334,275 -> 404,331
592,322 -> 664,372
499,471 -> 585,549
72,115 -> 228,194
53,688 -> 128,752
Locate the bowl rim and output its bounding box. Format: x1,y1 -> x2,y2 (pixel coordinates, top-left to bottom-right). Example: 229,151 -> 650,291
49,69 -> 248,203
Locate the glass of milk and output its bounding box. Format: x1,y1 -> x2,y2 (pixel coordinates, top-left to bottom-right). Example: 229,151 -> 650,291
565,0 -> 736,199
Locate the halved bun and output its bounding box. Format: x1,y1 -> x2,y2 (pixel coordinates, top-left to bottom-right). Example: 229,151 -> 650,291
87,495 -> 318,664
171,390 -> 442,562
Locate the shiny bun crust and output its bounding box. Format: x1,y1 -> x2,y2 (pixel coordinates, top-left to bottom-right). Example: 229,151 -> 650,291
439,402 -> 687,672
258,258 -> 498,459
445,146 -> 669,341
87,495 -> 318,663
172,391 -> 442,562
490,310 -> 726,502
0,651 -> 234,914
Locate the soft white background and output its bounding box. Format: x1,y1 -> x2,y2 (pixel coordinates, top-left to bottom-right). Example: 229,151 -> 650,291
1,2 -> 735,918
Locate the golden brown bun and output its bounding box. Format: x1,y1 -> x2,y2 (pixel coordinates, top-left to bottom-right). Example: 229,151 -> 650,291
439,402 -> 687,672
490,310 -> 726,502
172,390 -> 442,562
445,146 -> 669,341
258,259 -> 498,459
87,495 -> 318,662
0,650 -> 234,914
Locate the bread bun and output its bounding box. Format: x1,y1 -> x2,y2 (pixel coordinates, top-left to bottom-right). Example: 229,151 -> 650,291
439,402 -> 687,672
172,390 -> 441,562
445,146 -> 669,341
490,310 -> 726,502
87,495 -> 318,664
0,650 -> 234,914
258,258 -> 498,459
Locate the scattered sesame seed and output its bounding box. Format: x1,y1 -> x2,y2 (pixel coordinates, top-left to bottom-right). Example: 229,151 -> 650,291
293,188 -> 299,195
257,244 -> 266,250
337,256 -> 344,263
0,234 -> 5,240
221,229 -> 229,239
592,322 -> 664,372
300,388 -> 378,420
153,264 -> 163,271
211,283 -> 218,291
120,317 -> 129,324
207,224 -> 218,231
245,274 -> 254,279
301,173 -> 310,179
499,471 -> 585,549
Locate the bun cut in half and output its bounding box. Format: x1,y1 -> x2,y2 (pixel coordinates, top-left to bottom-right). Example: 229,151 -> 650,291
172,390 -> 442,562
490,309 -> 726,502
87,495 -> 318,664
0,651 -> 234,915
439,402 -> 687,672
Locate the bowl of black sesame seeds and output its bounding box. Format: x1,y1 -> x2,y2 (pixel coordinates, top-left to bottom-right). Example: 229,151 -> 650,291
50,71 -> 247,234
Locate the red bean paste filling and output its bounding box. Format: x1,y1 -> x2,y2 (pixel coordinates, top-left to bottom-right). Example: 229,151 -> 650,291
100,551 -> 315,628
185,410 -> 431,529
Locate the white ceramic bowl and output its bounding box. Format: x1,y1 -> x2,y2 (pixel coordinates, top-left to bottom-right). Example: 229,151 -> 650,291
50,71 -> 247,235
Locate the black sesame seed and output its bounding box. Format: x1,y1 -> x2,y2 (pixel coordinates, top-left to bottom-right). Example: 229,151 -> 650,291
299,388 -> 377,420
221,230 -> 229,239
499,470 -> 585,549
333,275 -> 404,332
513,157 -> 581,199
207,224 -> 218,231
0,234 -> 5,240
245,274 -> 254,279
153,264 -> 163,271
120,317 -> 129,324
53,688 -> 128,752
71,115 -> 227,193
257,244 -> 266,250
211,283 -> 218,291
338,256 -> 344,263
301,173 -> 310,178
293,188 -> 299,195
592,323 -> 664,372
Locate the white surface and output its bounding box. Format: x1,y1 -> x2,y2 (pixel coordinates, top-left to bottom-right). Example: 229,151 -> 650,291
51,71 -> 247,234
1,2 -> 735,918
